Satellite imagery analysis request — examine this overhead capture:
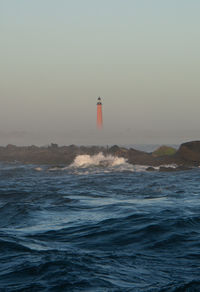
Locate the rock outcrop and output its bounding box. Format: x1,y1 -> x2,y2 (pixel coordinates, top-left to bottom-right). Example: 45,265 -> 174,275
175,141 -> 200,166
0,141 -> 200,170
152,146 -> 176,157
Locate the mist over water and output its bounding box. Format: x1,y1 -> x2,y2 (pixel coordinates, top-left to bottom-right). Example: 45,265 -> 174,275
0,156 -> 200,291
1,0 -> 200,147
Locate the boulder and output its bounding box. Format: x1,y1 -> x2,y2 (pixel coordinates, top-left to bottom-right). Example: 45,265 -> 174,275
146,167 -> 156,171
176,141 -> 200,165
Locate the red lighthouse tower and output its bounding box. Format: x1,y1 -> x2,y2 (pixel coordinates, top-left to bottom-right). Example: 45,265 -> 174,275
97,97 -> 103,129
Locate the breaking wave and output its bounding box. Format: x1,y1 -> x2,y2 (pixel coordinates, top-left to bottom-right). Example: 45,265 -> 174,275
71,153 -> 127,168
46,153 -> 136,173
45,153 -> 178,174
68,152 -> 141,173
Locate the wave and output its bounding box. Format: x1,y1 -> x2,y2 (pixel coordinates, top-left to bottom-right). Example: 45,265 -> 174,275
68,153 -> 144,174
0,166 -> 199,291
0,155 -> 178,174
44,153 -> 178,174
0,155 -> 177,175
34,167 -> 43,172
70,153 -> 127,168
69,153 -> 178,173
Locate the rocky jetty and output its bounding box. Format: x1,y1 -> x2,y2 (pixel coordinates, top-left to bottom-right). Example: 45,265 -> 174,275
0,141 -> 200,171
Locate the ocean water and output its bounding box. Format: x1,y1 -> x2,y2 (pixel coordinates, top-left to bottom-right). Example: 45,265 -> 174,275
0,154 -> 200,291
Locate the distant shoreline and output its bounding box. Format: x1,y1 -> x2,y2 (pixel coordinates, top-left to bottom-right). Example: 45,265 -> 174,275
0,141 -> 200,171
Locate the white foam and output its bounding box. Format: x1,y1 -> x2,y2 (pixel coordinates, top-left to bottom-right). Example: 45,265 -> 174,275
34,167 -> 43,171
70,153 -> 127,168
34,153 -> 178,175
69,154 -> 179,174
153,164 -> 177,170
48,167 -> 61,171
68,152 -> 148,174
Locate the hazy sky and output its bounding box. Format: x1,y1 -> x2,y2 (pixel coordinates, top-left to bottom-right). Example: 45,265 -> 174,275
1,0 -> 200,146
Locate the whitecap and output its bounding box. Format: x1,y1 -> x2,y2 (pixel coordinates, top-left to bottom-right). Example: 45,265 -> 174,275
34,167 -> 43,172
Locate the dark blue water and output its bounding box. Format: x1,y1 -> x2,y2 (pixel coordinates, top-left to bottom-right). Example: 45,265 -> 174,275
0,158 -> 200,291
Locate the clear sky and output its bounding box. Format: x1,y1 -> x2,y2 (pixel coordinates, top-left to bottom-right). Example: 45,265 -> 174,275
1,0 -> 200,146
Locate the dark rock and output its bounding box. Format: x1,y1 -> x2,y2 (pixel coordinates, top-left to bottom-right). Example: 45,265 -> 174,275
49,143 -> 58,149
176,141 -> 200,165
175,166 -> 192,171
127,148 -> 154,165
159,167 -> 177,172
109,145 -> 120,154
159,166 -> 192,172
146,167 -> 156,171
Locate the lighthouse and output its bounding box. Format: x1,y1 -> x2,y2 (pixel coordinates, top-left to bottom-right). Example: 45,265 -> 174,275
97,97 -> 103,129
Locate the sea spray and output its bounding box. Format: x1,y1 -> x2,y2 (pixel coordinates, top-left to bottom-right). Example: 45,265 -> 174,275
70,152 -> 127,168
68,153 -> 149,173
46,153 -> 177,174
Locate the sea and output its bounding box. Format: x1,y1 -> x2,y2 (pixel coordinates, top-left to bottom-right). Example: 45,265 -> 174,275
0,152 -> 200,291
